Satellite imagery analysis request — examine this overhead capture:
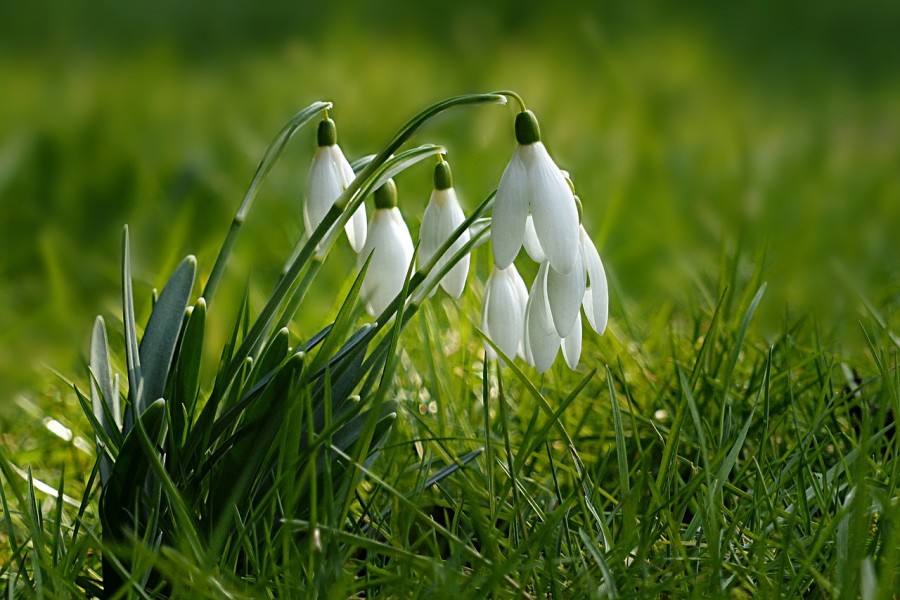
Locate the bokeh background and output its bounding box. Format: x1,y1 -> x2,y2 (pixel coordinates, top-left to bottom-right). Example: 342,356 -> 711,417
1,0 -> 898,413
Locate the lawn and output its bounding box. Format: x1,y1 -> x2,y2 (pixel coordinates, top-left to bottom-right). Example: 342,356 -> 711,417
1,2 -> 899,597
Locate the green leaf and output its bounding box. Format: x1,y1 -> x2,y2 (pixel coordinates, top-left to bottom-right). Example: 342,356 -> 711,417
137,255 -> 196,415
101,398 -> 167,541
203,100 -> 333,304
247,326 -> 290,391
173,297 -> 206,444
121,226 -> 142,435
423,447 -> 484,490
90,316 -> 120,483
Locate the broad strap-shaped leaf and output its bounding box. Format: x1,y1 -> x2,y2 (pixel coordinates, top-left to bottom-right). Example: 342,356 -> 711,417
121,226 -> 142,434
170,298 -> 206,452
137,255 -> 197,416
90,316 -> 120,484
100,398 -> 167,540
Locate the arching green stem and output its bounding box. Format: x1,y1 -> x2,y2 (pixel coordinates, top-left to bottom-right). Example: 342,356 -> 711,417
203,101 -> 332,305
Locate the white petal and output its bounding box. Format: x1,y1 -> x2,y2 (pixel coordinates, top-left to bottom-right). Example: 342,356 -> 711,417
336,146 -> 357,186
420,188 -> 470,298
523,214 -> 546,262
345,204 -> 367,253
526,264 -> 560,373
512,266 -> 530,360
491,148 -> 529,268
304,147 -> 344,237
561,316 -> 582,370
334,146 -> 367,251
359,208 -> 414,316
483,266 -> 527,359
522,143 -> 579,273
522,320 -> 534,366
580,226 -> 609,334
442,253 -> 470,299
547,249 -> 586,337
482,283 -> 497,361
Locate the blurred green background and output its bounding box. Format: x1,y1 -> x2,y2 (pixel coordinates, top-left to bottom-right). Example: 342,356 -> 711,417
1,0 -> 898,409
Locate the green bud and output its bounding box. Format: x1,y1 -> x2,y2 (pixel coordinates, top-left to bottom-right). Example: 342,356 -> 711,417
373,178 -> 398,209
433,161 -> 453,190
514,110 -> 541,145
317,118 -> 337,147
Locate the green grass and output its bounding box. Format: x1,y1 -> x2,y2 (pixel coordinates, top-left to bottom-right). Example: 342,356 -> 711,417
2,4 -> 900,598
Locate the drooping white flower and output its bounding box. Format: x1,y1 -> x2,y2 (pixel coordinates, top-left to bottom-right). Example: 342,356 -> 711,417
358,179 -> 414,316
524,222 -> 608,371
491,110 -> 579,274
482,264 -> 528,360
419,160 -> 470,298
305,117 -> 367,253
526,207 -> 608,339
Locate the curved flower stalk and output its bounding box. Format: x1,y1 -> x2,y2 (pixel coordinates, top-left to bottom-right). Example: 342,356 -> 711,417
305,117 -> 367,254
359,178 -> 414,316
419,160 -> 470,298
491,110 -> 580,274
481,265 -> 528,360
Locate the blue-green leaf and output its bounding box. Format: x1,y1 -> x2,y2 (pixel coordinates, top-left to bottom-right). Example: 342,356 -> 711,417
137,255 -> 196,415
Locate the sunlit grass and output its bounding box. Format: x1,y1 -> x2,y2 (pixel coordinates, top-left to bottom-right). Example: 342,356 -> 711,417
2,14 -> 900,598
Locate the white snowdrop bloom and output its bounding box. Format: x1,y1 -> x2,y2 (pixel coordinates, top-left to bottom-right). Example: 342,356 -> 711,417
419,161 -> 470,298
358,179 -> 414,317
304,117 -> 367,253
540,206 -> 608,338
525,262 -> 562,373
521,194 -> 609,370
579,225 -> 609,335
491,110 -> 579,274
481,264 -> 528,361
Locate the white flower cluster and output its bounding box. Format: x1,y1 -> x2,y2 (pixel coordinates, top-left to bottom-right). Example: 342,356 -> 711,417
483,110 -> 608,372
302,108 -> 608,373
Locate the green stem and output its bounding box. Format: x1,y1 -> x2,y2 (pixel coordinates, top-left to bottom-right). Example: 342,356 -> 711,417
495,90 -> 526,112
202,101 -> 332,305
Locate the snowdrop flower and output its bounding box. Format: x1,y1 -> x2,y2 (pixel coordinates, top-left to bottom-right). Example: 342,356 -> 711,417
419,160 -> 470,298
525,201 -> 608,370
481,265 -> 528,360
358,179 -> 414,316
305,117 -> 367,254
491,110 -> 580,274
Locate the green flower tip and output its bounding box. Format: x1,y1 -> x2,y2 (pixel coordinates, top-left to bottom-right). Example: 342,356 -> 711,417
514,110 -> 541,145
373,178 -> 398,209
574,195 -> 583,223
317,118 -> 337,147
433,161 -> 453,190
